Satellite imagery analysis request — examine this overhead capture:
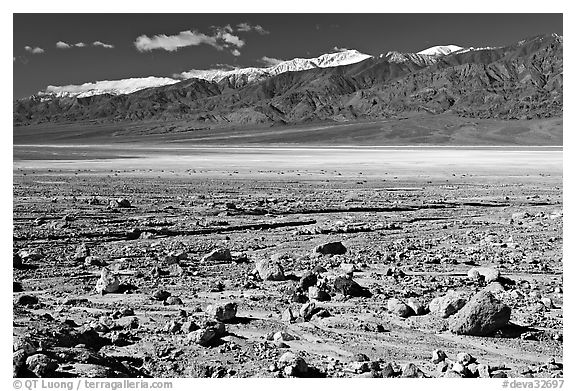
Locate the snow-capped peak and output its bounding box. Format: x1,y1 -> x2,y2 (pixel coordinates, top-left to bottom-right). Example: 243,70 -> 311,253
41,77 -> 180,99
178,49 -> 372,85
417,45 -> 464,56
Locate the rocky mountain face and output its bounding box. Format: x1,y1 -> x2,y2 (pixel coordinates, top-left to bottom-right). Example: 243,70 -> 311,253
13,34 -> 562,127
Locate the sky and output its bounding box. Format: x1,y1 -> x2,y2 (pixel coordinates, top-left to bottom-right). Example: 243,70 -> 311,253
13,13 -> 562,99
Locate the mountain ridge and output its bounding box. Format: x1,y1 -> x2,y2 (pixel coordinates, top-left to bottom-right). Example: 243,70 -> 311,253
14,34 -> 562,128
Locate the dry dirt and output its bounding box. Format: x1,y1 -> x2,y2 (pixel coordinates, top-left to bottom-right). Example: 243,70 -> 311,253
13,146 -> 563,378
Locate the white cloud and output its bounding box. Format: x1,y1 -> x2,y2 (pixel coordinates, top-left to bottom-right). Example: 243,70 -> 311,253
24,46 -> 44,54
236,22 -> 269,35
258,56 -> 284,66
56,41 -> 88,49
333,46 -> 349,52
134,30 -> 220,52
56,41 -> 71,49
220,32 -> 245,48
134,27 -> 245,56
93,41 -> 114,49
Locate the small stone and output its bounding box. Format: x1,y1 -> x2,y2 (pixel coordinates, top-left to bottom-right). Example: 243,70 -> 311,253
151,289 -> 171,301
407,297 -> 427,315
26,354 -> 58,377
476,364 -> 490,378
431,349 -> 447,364
444,370 -> 463,378
187,328 -> 217,346
201,248 -> 232,263
456,352 -> 474,365
436,361 -> 449,373
299,271 -> 317,290
84,256 -> 105,267
95,267 -> 120,295
315,241 -> 347,255
282,307 -> 295,323
74,243 -> 90,261
352,353 -> 370,362
300,302 -> 316,320
115,198 -> 131,208
273,331 -> 296,342
541,297 -> 553,309
401,362 -> 426,378
380,362 -> 395,378
16,294 -> 39,306
13,253 -> 22,268
308,286 -> 330,301
333,275 -> 369,297
205,302 -> 237,321
165,296 -> 183,306
468,267 -> 500,283
277,352 -> 308,377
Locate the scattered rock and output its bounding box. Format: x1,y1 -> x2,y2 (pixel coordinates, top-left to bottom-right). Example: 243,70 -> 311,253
277,352 -> 308,377
333,275 -> 371,297
315,241 -> 347,255
429,291 -> 468,318
282,307 -> 296,323
308,286 -> 330,301
26,353 -> 58,377
431,349 -> 447,364
95,267 -> 120,295
201,248 -> 232,263
387,298 -> 414,318
401,362 -> 426,378
449,290 -> 511,336
468,267 -> 501,283
165,296 -> 183,305
255,259 -> 285,281
407,297 -> 427,315
151,289 -> 171,301
273,331 -> 296,342
74,243 -> 90,261
299,271 -> 317,290
13,253 -> 22,268
16,294 -> 39,306
206,302 -> 237,322
456,352 -> 474,365
300,302 -> 316,321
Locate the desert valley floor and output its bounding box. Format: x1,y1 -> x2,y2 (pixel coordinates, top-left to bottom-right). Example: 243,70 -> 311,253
12,143 -> 563,378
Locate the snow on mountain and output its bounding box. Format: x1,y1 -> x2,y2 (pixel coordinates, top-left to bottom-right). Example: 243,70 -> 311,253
178,49 -> 372,85
417,45 -> 464,56
42,77 -> 180,99
383,51 -> 438,66
37,50 -> 373,98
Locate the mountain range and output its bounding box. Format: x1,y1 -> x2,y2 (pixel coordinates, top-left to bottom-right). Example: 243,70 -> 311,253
13,33 -> 562,128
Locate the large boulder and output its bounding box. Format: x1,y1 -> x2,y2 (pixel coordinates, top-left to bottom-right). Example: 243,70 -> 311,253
449,290 -> 511,336
255,259 -> 285,281
315,241 -> 347,255
429,291 -> 468,318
